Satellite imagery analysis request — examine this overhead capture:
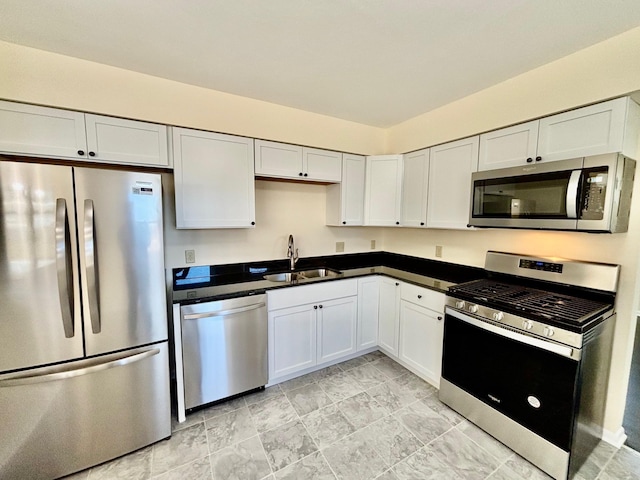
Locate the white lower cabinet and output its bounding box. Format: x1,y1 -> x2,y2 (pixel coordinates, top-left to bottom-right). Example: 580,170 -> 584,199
267,279 -> 357,382
357,277 -> 379,351
377,277 -> 401,356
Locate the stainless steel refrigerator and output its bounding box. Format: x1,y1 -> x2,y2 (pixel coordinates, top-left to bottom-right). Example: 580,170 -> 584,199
0,160 -> 170,479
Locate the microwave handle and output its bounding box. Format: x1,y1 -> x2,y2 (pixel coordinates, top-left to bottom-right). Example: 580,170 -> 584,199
566,170 -> 582,219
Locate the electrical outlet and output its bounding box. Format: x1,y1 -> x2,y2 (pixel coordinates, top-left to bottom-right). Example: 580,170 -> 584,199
435,245 -> 443,258
370,240 -> 376,249
336,241 -> 345,253
185,249 -> 196,264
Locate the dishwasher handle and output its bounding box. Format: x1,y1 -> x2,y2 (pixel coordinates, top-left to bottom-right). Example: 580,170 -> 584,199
182,302 -> 266,321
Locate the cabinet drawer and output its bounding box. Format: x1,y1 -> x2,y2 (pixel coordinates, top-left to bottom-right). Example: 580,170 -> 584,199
267,279 -> 357,311
400,283 -> 444,313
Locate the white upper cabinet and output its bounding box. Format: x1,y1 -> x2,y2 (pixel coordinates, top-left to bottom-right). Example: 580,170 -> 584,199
84,114 -> 168,167
172,127 -> 255,229
0,101 -> 169,167
479,97 -> 640,171
0,100 -> 87,159
427,136 -> 479,229
303,147 -> 342,182
401,148 -> 429,227
326,154 -> 366,226
364,155 -> 403,226
538,97 -> 640,162
254,140 -> 341,182
478,121 -> 539,171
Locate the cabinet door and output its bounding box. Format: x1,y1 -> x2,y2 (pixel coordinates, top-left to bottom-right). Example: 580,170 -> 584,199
326,154 -> 365,226
357,277 -> 379,351
269,304 -> 316,379
364,155 -> 403,226
303,147 -> 342,182
401,149 -> 429,227
317,296 -> 357,364
537,98 -> 629,162
378,277 -> 400,356
399,301 -> 443,386
478,121 -> 539,171
173,128 -> 255,228
427,136 -> 479,229
0,100 -> 86,159
85,114 -> 169,167
254,140 -> 303,179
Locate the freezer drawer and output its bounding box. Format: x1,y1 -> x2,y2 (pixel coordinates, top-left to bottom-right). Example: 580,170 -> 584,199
180,295 -> 268,410
0,343 -> 170,480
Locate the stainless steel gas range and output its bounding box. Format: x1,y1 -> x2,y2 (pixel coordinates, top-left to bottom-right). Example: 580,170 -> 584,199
440,251 -> 619,480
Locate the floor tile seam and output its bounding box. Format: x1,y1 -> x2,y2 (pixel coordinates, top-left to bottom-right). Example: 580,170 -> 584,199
148,453 -> 211,480
254,432 -> 276,479
317,449 -> 340,480
259,419 -> 321,475
454,421 -> 509,466
246,384 -> 284,408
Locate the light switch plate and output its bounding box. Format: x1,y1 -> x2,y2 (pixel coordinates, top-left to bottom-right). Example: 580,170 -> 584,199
435,245 -> 443,258
336,241 -> 345,253
370,240 -> 376,249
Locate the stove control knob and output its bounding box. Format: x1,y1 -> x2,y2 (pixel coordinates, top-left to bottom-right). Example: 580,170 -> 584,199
544,326 -> 555,337
522,320 -> 534,330
455,300 -> 465,310
492,312 -> 504,322
468,304 -> 479,314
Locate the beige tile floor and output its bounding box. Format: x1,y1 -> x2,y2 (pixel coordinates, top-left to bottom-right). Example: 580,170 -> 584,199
63,351 -> 640,480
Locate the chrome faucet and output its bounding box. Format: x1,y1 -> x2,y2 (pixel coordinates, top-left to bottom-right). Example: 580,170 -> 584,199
287,234 -> 299,271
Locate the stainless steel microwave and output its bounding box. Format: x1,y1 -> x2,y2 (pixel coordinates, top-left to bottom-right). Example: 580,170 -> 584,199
469,154 -> 636,232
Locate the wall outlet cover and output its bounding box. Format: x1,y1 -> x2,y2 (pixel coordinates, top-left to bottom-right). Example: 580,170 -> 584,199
435,245 -> 443,258
371,240 -> 376,249
336,241 -> 345,253
185,249 -> 196,263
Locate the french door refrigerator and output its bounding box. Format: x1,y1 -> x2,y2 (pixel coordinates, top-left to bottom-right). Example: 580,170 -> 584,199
0,160 -> 170,480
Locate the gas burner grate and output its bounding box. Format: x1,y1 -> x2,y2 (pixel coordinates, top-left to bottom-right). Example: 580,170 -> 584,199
450,279 -> 611,324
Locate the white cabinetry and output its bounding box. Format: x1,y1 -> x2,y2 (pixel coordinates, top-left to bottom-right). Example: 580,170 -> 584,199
399,283 -> 445,386
378,277 -> 401,355
326,154 -> 366,226
172,127 -> 255,229
267,279 -> 357,381
427,136 -> 479,229
357,276 -> 379,351
401,148 -> 430,227
364,155 -> 403,226
255,140 -> 341,182
479,97 -> 640,171
0,100 -> 168,167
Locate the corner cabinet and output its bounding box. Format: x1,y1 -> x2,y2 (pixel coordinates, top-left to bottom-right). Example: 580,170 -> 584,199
364,155 -> 403,226
172,127 -> 256,229
255,140 -> 342,182
427,136 -> 479,229
326,154 -> 366,226
0,100 -> 169,167
401,148 -> 429,227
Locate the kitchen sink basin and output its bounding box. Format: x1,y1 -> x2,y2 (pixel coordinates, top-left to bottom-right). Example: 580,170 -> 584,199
263,268 -> 342,282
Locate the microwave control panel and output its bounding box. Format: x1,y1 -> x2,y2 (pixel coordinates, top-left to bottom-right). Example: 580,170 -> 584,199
580,168 -> 608,220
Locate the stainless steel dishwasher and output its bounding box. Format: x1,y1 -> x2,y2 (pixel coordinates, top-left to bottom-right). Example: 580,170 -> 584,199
175,294 -> 267,418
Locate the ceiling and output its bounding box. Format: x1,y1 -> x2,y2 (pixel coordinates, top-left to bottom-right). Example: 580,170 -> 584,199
2,1 -> 640,128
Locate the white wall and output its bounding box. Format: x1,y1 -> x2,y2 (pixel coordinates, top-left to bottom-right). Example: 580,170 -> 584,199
163,175 -> 384,268
385,26 -> 640,437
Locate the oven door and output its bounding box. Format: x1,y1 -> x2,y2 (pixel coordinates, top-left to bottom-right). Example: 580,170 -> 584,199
441,308 -> 580,451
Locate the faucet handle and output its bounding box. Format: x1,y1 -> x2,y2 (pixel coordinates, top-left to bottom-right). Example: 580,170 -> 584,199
294,248 -> 299,261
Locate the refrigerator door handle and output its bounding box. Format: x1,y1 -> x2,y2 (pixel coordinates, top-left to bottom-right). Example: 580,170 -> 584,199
0,347 -> 160,387
55,198 -> 75,338
84,199 -> 101,334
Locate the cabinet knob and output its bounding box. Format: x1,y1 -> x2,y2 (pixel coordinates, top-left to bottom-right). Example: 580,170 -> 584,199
77,150 -> 85,156
395,282 -> 399,286
342,221 -> 346,225
535,156 -> 542,162
395,221 -> 400,225
299,172 -> 303,176
437,316 -> 443,321
88,151 -> 96,157
303,173 -> 308,177
319,304 -> 323,309
314,305 -> 318,309
526,157 -> 533,163
420,222 -> 425,226
251,221 -> 256,225
417,295 -> 422,299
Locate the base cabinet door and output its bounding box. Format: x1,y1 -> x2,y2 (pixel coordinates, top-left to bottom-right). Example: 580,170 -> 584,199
268,305 -> 316,379
378,277 -> 401,355
317,296 -> 357,364
357,277 -> 379,351
399,300 -> 444,385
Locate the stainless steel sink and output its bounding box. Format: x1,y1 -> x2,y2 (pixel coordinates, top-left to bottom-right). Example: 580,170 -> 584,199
263,268 -> 342,282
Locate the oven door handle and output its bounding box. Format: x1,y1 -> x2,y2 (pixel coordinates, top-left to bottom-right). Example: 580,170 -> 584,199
446,308 -> 580,361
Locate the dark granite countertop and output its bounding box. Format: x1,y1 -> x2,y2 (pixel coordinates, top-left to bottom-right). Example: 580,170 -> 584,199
171,252 -> 485,305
